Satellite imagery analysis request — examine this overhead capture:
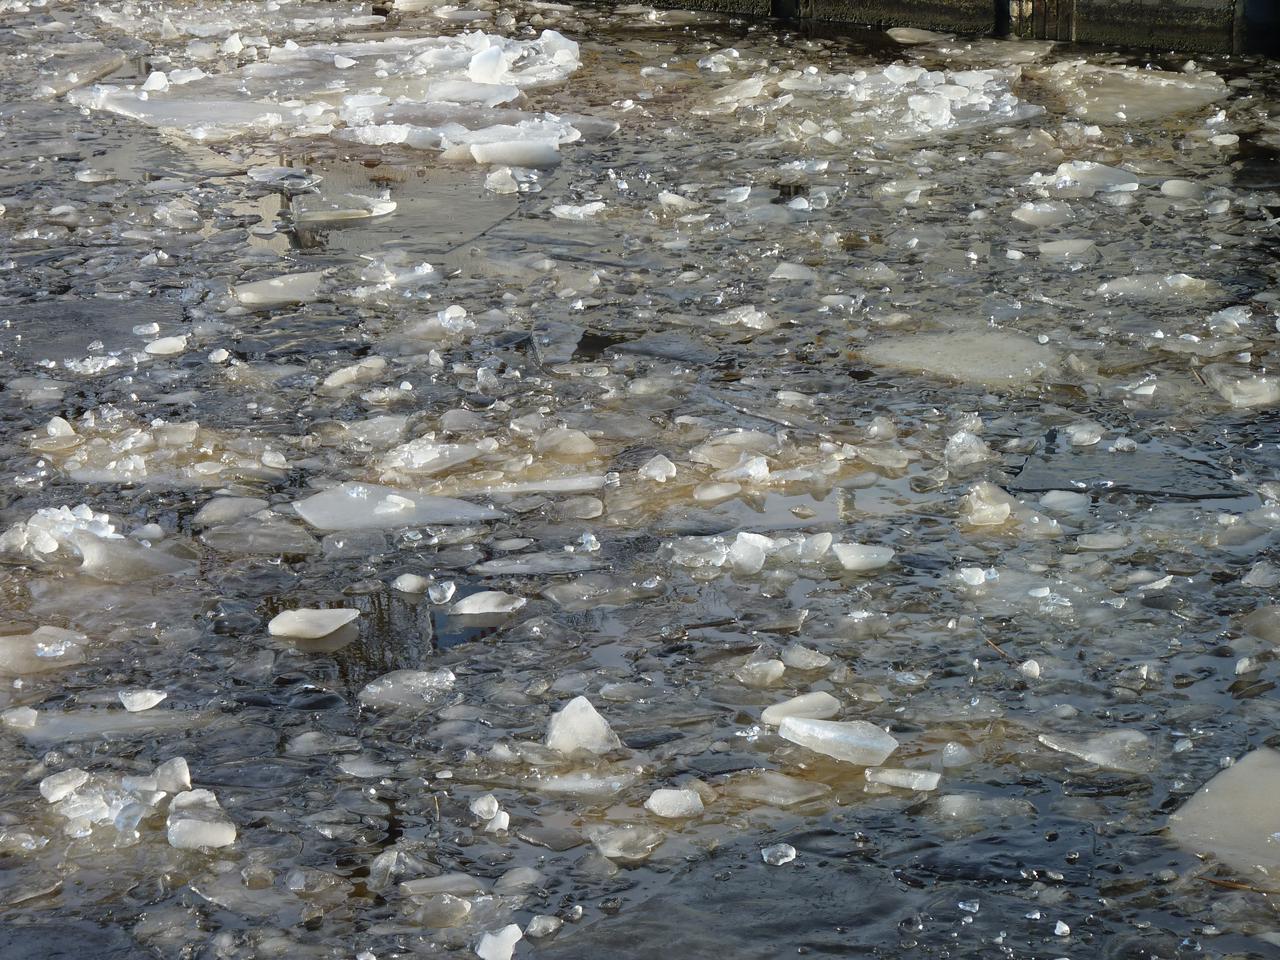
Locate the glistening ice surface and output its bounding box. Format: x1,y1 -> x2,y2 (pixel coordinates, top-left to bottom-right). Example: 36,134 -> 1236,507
2,1 -> 1280,958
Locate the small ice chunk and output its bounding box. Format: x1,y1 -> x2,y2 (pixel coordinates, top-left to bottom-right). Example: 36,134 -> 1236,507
167,789 -> 236,849
40,768 -> 89,803
476,923 -> 523,960
267,608 -> 359,639
728,531 -> 774,575
1037,729 -> 1155,773
761,842 -> 797,865
154,757 -> 191,793
470,793 -> 500,820
832,543 -> 894,572
761,691 -> 841,726
358,669 -> 455,710
1168,748 -> 1280,879
944,430 -> 994,469
545,696 -> 620,757
393,573 -> 431,593
233,271 -> 325,308
644,787 -> 704,819
451,591 -> 526,615
865,767 -> 941,791
119,689 -> 167,712
587,824 -> 664,861
144,334 -> 188,356
294,482 -> 501,530
778,717 -> 899,765
781,644 -> 830,670
639,454 -> 677,482
526,915 -> 563,938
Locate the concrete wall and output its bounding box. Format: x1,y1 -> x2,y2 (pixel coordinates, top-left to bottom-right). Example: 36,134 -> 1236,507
653,0 -> 1274,54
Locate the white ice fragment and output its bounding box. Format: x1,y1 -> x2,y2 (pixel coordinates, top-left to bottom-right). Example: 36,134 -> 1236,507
778,717 -> 898,765
358,669 -> 455,710
761,842 -> 797,865
167,789 -> 236,850
761,692 -> 841,726
644,787 -> 705,819
526,915 -> 563,939
1168,748 -> 1280,879
470,794 -> 500,820
639,454 -> 677,482
294,483 -> 501,530
120,689 -> 167,712
728,531 -> 774,575
451,591 -> 525,615
268,608 -> 359,639
1037,729 -> 1155,773
233,271 -> 325,308
392,573 -> 431,593
154,757 -> 191,793
144,335 -> 188,356
545,696 -> 620,757
865,767 -> 941,791
550,201 -> 605,220
40,768 -> 89,803
944,430 -> 995,469
769,262 -> 817,282
782,644 -> 831,670
832,543 -> 894,572
587,824 -> 664,861
1053,160 -> 1139,193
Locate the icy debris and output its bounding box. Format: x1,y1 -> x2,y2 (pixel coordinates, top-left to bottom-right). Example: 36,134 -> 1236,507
526,915 -> 563,939
0,504 -> 119,561
861,330 -> 1059,387
778,717 -> 899,765
452,591 -> 526,615
866,768 -> 941,791
1168,748 -> 1280,879
944,430 -> 995,469
322,356 -> 386,391
546,696 -> 620,757
293,482 -> 501,530
1011,200 -> 1073,227
1048,160 -> 1139,194
832,543 -> 895,572
761,842 -> 797,865
144,334 -> 188,357
470,794 -> 500,821
644,788 -> 705,819
1037,729 -> 1156,773
1202,364 -> 1280,408
588,824 -> 664,861
192,497 -> 268,527
734,646 -> 785,687
1097,273 -> 1212,298
762,692 -> 841,726
1034,61 -> 1227,123
359,669 -> 455,710
550,201 -> 605,220
721,769 -> 832,807
268,608 -> 359,639
0,626 -> 87,675
40,768 -> 90,803
886,27 -> 950,44
119,689 -> 167,712
167,789 -> 236,850
232,271 -> 326,308
392,573 -> 432,593
930,794 -> 1035,822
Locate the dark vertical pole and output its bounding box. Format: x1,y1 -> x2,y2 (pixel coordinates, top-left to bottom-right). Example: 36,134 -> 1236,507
994,0 -> 1012,36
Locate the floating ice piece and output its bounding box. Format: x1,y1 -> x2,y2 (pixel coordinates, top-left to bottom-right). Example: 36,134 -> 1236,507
944,430 -> 995,469
588,824 -> 664,861
40,768 -> 90,803
546,696 -> 620,757
1168,748 -> 1280,880
861,330 -> 1059,388
268,608 -> 359,639
145,334 -> 188,356
1202,364 -> 1280,409
886,27 -> 951,44
761,842 -> 797,865
1052,160 -> 1139,193
233,271 -> 326,308
526,915 -> 563,938
451,591 -> 526,615
0,504 -> 119,561
292,192 -> 396,224
476,925 -> 523,960
393,573 -> 432,593
1037,729 -> 1155,773
155,757 -> 191,793
167,789 -> 236,850
770,262 -> 817,282
930,793 -> 1036,822
644,788 -> 705,819
1034,61 -> 1227,123
550,201 -> 605,220
1039,239 -> 1096,259
470,794 -> 500,820
119,689 -> 167,712
379,438 -> 485,476
1097,273 -> 1212,298
1011,200 -> 1073,227
762,692 -> 841,726
866,767 -> 941,791
833,543 -> 894,572
294,482 -> 501,530
778,717 -> 899,765
193,497 -> 269,527
721,769 -> 832,807
359,669 -> 456,710
0,626 -> 87,675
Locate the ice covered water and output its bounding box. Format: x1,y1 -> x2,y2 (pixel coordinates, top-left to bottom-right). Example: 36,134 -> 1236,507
2,0 -> 1279,954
